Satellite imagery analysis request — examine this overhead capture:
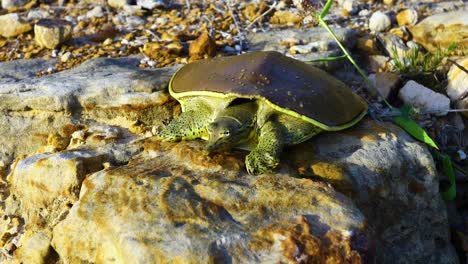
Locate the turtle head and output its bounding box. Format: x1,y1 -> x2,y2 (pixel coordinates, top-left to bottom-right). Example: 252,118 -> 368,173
205,101 -> 257,153
206,117 -> 245,152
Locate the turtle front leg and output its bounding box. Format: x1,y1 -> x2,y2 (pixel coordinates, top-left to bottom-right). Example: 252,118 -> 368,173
245,120 -> 284,175
158,101 -> 213,142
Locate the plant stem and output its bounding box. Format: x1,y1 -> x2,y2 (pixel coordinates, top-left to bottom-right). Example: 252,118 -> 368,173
318,17 -> 394,109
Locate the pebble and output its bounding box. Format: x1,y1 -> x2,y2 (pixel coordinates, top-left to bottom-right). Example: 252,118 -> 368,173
108,0 -> 134,9
358,9 -> 370,16
0,13 -> 32,38
367,72 -> 400,100
155,17 -> 169,25
86,6 -> 105,19
367,55 -> 390,72
34,19 -> 73,49
60,52 -> 72,62
396,9 -> 418,26
398,80 -> 450,115
446,56 -> 468,117
338,0 -> 356,14
1,0 -> 29,9
446,56 -> 468,101
136,0 -> 167,10
376,33 -> 408,59
125,16 -> 146,27
27,9 -> 49,21
369,11 -> 391,32
189,31 -> 217,59
269,10 -> 303,25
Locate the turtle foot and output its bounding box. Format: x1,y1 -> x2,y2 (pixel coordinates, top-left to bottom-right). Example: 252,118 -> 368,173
245,150 -> 279,175
156,128 -> 181,142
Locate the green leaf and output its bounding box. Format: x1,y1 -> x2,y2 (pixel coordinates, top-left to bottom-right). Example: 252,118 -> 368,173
392,115 -> 439,150
440,154 -> 456,201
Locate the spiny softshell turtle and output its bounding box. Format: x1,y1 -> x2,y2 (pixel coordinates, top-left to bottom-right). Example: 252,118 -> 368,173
158,51 -> 367,174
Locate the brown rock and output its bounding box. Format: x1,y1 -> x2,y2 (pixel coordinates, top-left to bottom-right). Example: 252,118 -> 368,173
0,13 -> 32,38
34,19 -> 73,49
189,31 -> 216,59
270,10 -> 303,25
142,42 -> 162,59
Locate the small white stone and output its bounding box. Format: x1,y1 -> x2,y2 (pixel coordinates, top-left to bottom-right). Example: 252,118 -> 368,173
136,0 -> 167,10
458,150 -> 466,161
359,9 -> 370,16
77,15 -> 87,22
155,17 -> 168,25
71,130 -> 85,140
51,49 -> 58,58
60,52 -> 72,62
121,39 -> 129,45
27,9 -> 49,21
87,6 -> 105,18
64,15 -> 76,23
406,41 -> 419,50
147,60 -> 156,67
369,11 -> 391,32
446,56 -> 468,101
398,80 -> 450,115
108,0 -> 133,9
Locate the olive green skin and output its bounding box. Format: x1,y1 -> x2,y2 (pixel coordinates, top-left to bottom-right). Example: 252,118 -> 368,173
158,51 -> 367,174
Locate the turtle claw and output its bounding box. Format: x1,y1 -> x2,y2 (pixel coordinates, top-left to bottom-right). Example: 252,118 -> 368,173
245,151 -> 279,175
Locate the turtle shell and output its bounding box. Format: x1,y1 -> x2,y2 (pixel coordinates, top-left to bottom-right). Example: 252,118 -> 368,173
169,51 -> 367,131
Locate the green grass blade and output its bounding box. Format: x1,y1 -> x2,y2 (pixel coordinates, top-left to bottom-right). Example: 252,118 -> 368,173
320,0 -> 333,18
441,154 -> 456,201
305,54 -> 347,63
392,115 -> 439,150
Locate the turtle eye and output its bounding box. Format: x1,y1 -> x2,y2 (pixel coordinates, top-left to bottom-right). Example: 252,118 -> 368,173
223,130 -> 231,137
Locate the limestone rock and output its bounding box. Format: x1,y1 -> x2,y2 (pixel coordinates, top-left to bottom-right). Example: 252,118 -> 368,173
189,31 -> 216,59
34,18 -> 72,49
398,80 -> 450,115
0,57 -> 177,161
396,8 -> 418,26
0,13 -> 32,38
1,0 -> 29,8
446,57 -> 468,117
42,118 -> 459,263
51,140 -> 368,263
369,11 -> 391,32
7,150 -> 109,229
408,10 -> 468,53
13,231 -> 57,264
